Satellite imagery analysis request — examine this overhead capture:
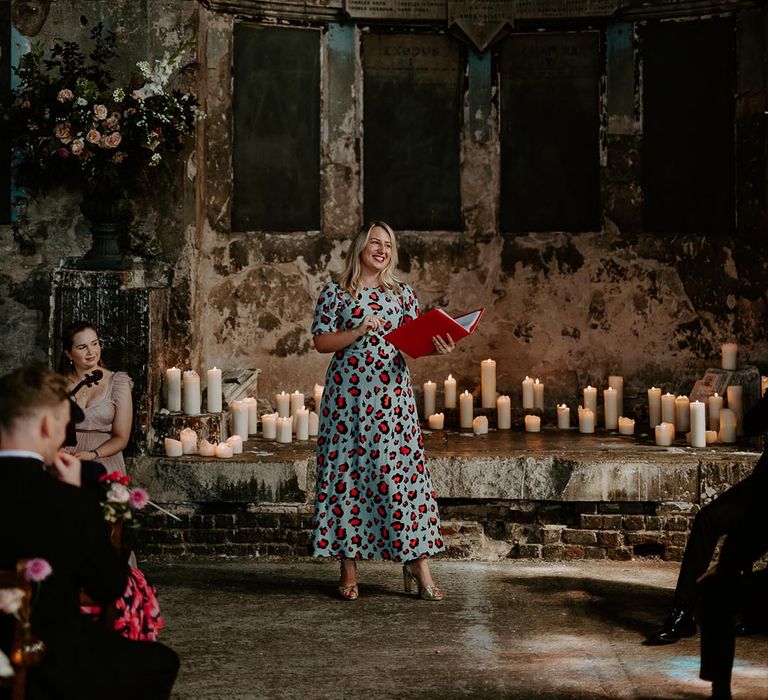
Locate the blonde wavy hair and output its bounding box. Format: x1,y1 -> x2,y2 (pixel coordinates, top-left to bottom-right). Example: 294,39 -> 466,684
339,221 -> 402,298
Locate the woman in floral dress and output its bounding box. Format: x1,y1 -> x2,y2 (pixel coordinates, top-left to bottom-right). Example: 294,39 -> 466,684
311,221 -> 454,601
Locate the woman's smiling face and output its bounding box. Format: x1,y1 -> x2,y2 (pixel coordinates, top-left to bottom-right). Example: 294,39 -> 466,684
67,328 -> 101,372
360,225 -> 392,276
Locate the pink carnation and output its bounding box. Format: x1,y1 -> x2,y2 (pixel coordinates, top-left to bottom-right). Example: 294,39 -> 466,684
24,558 -> 53,583
57,88 -> 74,102
129,488 -> 149,510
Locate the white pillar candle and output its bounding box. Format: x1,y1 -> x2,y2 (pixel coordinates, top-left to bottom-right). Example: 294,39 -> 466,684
655,422 -> 675,446
309,411 -> 319,437
603,387 -> 618,430
721,343 -> 738,371
179,427 -> 197,455
242,396 -> 258,435
459,390 -> 474,429
164,437 -> 183,457
313,383 -> 324,411
726,385 -> 743,435
276,416 -> 293,443
206,367 -> 222,413
557,404 -> 570,429
215,442 -> 233,458
718,408 -> 737,443
444,374 -> 457,409
166,367 -> 181,412
481,359 -> 496,409
674,396 -> 690,432
533,379 -> 544,411
198,439 -> 216,457
472,416 -> 489,435
182,370 -> 201,416
496,395 -> 511,430
428,413 -> 445,430
706,430 -> 718,444
648,387 -> 662,428
690,400 -> 706,448
231,399 -> 249,440
261,412 -> 278,440
226,435 -> 243,454
661,393 -> 676,424
522,376 -> 534,410
423,381 -> 437,418
583,386 -> 597,416
295,406 -> 309,440
708,393 -> 723,432
290,390 -> 305,433
609,375 -> 623,416
578,406 -> 595,433
275,391 -> 290,418
524,415 -> 541,433
618,417 -> 635,435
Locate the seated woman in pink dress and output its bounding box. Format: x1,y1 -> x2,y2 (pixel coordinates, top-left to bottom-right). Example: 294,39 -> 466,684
59,320 -> 164,641
60,321 -> 133,473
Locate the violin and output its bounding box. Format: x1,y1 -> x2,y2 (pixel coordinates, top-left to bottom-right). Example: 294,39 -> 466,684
64,369 -> 104,447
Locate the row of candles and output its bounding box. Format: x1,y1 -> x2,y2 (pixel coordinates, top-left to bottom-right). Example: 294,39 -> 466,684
423,356 -> 758,447
163,385 -> 325,457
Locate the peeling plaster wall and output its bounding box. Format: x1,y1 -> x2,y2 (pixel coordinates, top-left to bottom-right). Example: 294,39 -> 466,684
1,1 -> 767,422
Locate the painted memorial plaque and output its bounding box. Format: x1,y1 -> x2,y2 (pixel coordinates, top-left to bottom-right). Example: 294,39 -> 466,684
500,31 -> 600,232
363,33 -> 462,230
344,0 -> 444,20
447,1 -> 514,52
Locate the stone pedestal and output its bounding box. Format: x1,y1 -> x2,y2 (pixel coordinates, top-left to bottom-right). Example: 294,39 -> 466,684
49,265 -> 171,454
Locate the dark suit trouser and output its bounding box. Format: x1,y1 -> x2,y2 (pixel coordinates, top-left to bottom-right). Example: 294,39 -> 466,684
699,570 -> 768,685
674,474 -> 763,608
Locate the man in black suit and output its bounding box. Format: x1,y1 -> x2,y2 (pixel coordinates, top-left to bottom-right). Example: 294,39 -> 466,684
0,364 -> 179,699
645,388 -> 768,645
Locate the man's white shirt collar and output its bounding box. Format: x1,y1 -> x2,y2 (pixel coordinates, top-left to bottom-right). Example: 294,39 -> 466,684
0,449 -> 45,463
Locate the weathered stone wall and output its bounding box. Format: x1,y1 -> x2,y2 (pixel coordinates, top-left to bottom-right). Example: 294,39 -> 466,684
2,0 -> 767,423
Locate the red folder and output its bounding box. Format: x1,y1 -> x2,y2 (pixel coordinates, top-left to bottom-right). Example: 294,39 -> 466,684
384,308 -> 485,359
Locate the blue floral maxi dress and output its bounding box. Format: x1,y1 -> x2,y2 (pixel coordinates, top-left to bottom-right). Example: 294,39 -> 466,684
311,280 -> 445,561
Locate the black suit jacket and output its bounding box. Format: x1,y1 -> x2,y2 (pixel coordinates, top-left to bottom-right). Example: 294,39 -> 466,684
0,457 -> 179,700
744,389 -> 768,477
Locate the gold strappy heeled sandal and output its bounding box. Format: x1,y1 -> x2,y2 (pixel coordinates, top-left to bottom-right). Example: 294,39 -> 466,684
338,559 -> 358,601
403,562 -> 444,601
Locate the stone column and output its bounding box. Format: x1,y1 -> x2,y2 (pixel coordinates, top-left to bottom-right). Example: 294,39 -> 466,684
49,265 -> 170,454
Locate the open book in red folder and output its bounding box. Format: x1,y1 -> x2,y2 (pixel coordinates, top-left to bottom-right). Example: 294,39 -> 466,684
384,308 -> 485,358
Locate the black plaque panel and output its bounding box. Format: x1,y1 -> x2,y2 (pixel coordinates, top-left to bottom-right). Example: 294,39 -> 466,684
500,32 -> 600,233
233,25 -> 320,232
363,33 -> 462,231
642,19 -> 735,235
0,2 -> 10,224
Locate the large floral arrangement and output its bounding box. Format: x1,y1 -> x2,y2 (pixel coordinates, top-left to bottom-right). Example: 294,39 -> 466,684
10,24 -> 202,196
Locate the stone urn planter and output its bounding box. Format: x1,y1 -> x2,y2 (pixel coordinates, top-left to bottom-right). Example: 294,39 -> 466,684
72,188 -> 134,271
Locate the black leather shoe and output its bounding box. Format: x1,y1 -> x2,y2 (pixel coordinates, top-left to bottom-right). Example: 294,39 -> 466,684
643,607 -> 697,645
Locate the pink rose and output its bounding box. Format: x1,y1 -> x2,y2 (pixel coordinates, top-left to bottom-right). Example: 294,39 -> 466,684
129,488 -> 149,510
86,129 -> 101,145
70,138 -> 85,156
0,588 -> 24,615
54,122 -> 73,143
58,147 -> 71,158
105,115 -> 119,130
93,104 -> 108,120
24,558 -> 53,583
103,132 -> 122,149
57,88 -> 74,102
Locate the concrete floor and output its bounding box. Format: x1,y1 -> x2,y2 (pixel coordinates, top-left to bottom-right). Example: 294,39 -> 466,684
145,558 -> 767,700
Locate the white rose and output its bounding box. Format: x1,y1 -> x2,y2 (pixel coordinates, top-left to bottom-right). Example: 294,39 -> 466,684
0,588 -> 24,615
107,483 -> 130,504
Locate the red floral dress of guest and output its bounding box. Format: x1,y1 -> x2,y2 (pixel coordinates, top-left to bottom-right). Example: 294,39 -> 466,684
81,568 -> 165,641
